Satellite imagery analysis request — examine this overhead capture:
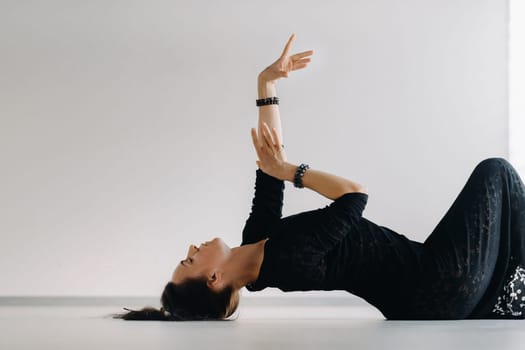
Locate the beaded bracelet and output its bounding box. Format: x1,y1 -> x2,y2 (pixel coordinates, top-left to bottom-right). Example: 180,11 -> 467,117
293,163 -> 310,188
256,96 -> 279,107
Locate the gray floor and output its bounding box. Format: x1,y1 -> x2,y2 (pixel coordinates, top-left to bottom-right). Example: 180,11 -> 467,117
1,296 -> 524,349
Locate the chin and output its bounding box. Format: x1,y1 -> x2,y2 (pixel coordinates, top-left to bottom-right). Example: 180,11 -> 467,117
213,237 -> 231,251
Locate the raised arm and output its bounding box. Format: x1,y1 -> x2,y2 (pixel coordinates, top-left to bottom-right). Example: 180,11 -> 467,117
256,33 -> 314,156
251,35 -> 367,201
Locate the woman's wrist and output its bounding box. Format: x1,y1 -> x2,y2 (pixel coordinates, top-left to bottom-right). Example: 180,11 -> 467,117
278,162 -> 299,182
257,75 -> 277,99
258,72 -> 276,86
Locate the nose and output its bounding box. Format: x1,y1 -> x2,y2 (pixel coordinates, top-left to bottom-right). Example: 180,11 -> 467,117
187,244 -> 199,257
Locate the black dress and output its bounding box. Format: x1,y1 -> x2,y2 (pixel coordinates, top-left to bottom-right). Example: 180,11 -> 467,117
240,157 -> 525,320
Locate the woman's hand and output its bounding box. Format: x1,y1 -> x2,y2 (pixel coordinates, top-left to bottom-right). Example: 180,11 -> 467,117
259,33 -> 314,84
251,122 -> 288,180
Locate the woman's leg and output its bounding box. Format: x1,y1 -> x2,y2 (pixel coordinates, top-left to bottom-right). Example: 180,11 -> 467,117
406,157 -> 525,319
472,158 -> 525,318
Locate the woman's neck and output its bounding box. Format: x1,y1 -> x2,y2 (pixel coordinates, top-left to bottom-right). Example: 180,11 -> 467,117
224,239 -> 268,290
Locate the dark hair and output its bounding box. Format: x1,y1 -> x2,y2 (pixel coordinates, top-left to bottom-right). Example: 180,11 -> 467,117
112,279 -> 239,321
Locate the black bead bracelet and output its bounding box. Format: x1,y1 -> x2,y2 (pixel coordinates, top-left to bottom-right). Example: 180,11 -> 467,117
293,163 -> 310,188
256,96 -> 279,107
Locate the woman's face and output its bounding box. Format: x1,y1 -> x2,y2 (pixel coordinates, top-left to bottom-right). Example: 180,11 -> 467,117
171,237 -> 231,284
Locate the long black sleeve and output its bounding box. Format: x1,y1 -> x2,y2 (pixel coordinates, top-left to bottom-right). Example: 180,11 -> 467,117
241,169 -> 285,245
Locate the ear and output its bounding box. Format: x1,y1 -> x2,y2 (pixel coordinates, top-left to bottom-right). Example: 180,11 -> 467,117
206,270 -> 224,291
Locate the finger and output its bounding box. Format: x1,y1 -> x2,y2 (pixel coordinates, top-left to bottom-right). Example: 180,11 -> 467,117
280,33 -> 296,58
292,62 -> 309,71
261,123 -> 277,151
269,126 -> 282,149
292,58 -> 311,70
295,57 -> 312,65
265,124 -> 281,151
255,125 -> 272,155
250,127 -> 258,149
261,124 -> 275,150
291,50 -> 314,60
251,128 -> 264,157
263,122 -> 277,146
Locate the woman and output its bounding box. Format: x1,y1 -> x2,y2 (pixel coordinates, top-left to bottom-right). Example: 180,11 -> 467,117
114,34 -> 525,321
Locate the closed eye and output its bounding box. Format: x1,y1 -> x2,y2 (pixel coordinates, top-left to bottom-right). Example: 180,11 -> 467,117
180,257 -> 193,266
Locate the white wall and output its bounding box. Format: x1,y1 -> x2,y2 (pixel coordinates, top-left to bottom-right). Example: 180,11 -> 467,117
509,0 -> 525,174
0,0 -> 508,296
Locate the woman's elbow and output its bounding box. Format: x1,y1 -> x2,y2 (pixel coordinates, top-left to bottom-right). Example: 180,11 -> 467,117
344,185 -> 368,195
358,187 -> 368,195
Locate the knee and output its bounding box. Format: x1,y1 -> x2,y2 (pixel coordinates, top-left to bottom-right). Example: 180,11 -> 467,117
477,157 -> 508,167
474,157 -> 511,176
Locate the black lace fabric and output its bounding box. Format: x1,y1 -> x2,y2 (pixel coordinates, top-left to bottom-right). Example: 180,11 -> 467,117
398,158 -> 525,319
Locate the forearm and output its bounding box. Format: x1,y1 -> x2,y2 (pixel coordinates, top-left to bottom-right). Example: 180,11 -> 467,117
279,162 -> 368,200
257,75 -> 283,146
